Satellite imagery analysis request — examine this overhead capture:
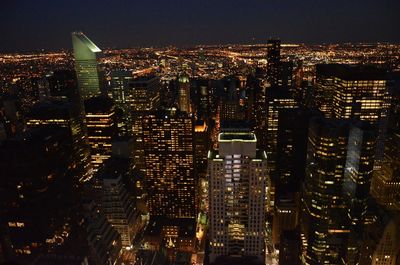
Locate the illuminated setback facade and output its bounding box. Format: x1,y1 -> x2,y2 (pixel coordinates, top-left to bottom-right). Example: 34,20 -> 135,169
142,109 -> 195,218
72,32 -> 101,99
208,132 -> 268,263
84,96 -> 116,171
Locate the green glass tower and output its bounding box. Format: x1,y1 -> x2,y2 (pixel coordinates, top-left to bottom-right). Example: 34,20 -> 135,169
72,32 -> 101,99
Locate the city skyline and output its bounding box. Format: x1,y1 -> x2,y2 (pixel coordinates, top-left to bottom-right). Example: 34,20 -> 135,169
1,2 -> 400,263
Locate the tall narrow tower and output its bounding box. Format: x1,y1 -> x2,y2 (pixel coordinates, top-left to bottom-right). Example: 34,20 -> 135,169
72,32 -> 101,99
178,75 -> 191,113
267,39 -> 281,87
208,132 -> 268,264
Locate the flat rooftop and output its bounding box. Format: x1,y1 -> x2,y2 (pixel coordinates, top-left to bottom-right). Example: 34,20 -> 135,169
218,132 -> 256,142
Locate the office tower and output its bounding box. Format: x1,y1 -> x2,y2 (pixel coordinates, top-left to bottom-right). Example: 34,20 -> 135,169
272,194 -> 299,247
314,64 -> 391,163
46,70 -> 78,101
0,128 -> 77,263
127,75 -> 161,171
208,132 -> 268,264
275,108 -> 311,192
109,70 -> 134,136
267,39 -> 281,87
302,117 -> 350,265
26,101 -> 92,182
97,158 -> 143,248
178,74 -> 191,113
81,201 -> 122,265
109,70 -> 133,106
220,76 -> 245,123
191,79 -> 212,119
265,88 -> 297,171
194,119 -> 210,176
279,230 -> 301,265
280,61 -> 294,89
359,206 -> 400,265
370,134 -> 400,210
314,64 -> 337,117
264,88 -> 297,209
315,64 -> 390,121
142,108 -> 195,218
343,122 -> 376,227
127,75 -> 161,135
72,32 -> 101,99
85,96 -> 116,171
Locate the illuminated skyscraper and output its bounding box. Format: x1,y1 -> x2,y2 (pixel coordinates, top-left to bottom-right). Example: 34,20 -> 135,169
315,64 -> 390,122
142,108 -> 195,218
314,64 -> 391,164
208,132 -> 268,264
263,88 -> 297,209
72,32 -> 101,100
267,39 -> 281,87
302,117 -> 350,265
85,96 -> 116,171
178,75 -> 191,113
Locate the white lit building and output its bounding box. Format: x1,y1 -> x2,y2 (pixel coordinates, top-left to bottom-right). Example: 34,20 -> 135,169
208,132 -> 268,263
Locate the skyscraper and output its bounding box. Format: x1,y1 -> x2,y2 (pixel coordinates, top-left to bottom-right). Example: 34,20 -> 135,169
178,75 -> 191,113
208,132 -> 268,264
26,100 -> 92,182
142,108 -> 195,219
84,96 -> 116,171
97,158 -> 143,248
267,39 -> 281,87
72,32 -> 101,100
302,117 -> 350,265
314,64 -> 391,164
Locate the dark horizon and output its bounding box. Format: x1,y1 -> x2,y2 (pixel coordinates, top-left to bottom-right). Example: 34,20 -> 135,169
1,0 -> 399,53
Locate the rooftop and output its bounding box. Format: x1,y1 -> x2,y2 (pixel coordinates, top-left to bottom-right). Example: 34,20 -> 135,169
218,132 -> 256,142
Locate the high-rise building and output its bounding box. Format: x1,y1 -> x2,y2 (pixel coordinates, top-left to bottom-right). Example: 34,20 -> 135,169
265,88 -> 297,174
81,201 -> 122,265
72,32 -> 101,100
314,64 -> 391,164
84,96 -> 116,171
302,117 -> 350,265
194,119 -> 210,176
267,39 -> 281,87
126,75 -> 161,171
26,100 -> 92,182
343,122 -> 376,227
178,75 -> 191,113
370,132 -> 400,210
142,108 -> 195,219
97,158 -> 143,248
220,76 -> 245,123
279,230 -> 301,265
359,206 -> 400,265
208,132 -> 268,264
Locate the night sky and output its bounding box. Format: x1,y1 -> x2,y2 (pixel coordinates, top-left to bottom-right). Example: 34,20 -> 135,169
1,0 -> 399,52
